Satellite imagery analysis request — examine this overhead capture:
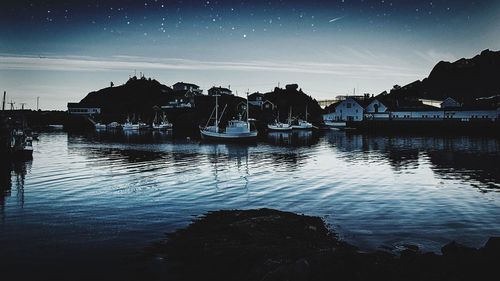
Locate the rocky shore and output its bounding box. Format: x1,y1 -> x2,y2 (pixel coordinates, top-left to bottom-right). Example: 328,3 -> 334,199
151,208 -> 499,281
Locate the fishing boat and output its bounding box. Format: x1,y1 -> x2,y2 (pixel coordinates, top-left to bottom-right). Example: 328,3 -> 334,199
95,123 -> 106,130
267,107 -> 292,131
152,112 -> 173,130
291,105 -> 314,130
122,115 -> 140,130
106,122 -> 122,130
200,94 -> 258,141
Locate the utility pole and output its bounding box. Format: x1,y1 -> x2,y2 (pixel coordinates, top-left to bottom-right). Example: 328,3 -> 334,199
20,103 -> 27,110
37,96 -> 40,110
8,100 -> 15,110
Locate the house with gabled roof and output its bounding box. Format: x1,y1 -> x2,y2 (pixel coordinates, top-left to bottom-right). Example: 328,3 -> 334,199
322,97 -> 367,122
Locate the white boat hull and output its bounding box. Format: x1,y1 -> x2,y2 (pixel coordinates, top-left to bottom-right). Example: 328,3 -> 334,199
200,129 -> 258,141
152,124 -> 173,130
122,124 -> 140,130
291,124 -> 314,130
267,124 -> 292,131
324,121 -> 346,128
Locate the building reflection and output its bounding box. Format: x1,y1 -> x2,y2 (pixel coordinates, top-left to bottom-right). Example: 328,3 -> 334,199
326,131 -> 500,191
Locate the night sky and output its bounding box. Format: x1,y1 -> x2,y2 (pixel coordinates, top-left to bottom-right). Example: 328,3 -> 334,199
1,0 -> 499,109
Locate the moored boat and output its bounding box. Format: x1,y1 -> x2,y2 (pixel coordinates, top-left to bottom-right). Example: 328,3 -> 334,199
152,112 -> 173,130
268,108 -> 292,131
291,105 -> 315,130
200,94 -> 258,141
95,123 -> 106,130
122,115 -> 148,130
106,122 -> 122,129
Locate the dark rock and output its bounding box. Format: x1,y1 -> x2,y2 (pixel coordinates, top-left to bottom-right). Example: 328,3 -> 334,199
483,237 -> 500,253
441,241 -> 477,258
150,209 -> 500,281
384,49 -> 500,102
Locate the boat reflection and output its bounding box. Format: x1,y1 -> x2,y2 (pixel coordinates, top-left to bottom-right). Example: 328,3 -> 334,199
266,130 -> 319,146
1,159 -> 30,219
70,129 -> 174,144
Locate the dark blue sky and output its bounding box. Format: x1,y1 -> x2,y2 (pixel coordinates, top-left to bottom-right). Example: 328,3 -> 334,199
1,0 -> 499,109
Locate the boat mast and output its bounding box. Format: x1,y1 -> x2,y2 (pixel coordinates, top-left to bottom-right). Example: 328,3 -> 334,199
305,104 -> 308,122
215,94 -> 219,133
246,91 -> 250,130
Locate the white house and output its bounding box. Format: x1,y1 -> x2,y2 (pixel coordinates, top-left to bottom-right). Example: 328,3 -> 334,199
364,99 -> 390,120
322,97 -> 365,122
365,99 -> 388,113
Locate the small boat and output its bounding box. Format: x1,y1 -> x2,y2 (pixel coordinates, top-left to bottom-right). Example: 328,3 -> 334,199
48,124 -> 63,130
268,108 -> 292,131
122,115 -> 148,130
200,94 -> 258,141
138,122 -> 149,130
292,119 -> 314,130
152,112 -> 173,130
268,121 -> 292,131
95,123 -> 106,130
106,122 -> 122,129
291,105 -> 314,130
122,115 -> 140,130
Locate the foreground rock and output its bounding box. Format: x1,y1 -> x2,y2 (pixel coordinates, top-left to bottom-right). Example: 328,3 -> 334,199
151,209 -> 499,281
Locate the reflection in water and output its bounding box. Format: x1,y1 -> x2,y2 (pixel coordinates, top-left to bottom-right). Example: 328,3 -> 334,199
1,130 -> 499,276
0,159 -> 30,220
266,130 -> 320,147
72,129 -> 174,145
326,132 -> 500,191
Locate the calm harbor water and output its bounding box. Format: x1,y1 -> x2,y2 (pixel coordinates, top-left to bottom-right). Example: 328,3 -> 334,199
1,130 -> 499,275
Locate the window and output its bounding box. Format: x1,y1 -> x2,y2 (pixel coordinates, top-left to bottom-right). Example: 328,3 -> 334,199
347,103 -> 352,108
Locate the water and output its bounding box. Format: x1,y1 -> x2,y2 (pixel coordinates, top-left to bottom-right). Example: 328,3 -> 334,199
1,130 -> 499,275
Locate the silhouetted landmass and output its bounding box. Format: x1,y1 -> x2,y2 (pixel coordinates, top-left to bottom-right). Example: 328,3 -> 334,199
73,77 -> 324,132
152,208 -> 500,281
79,76 -> 173,115
262,86 -> 324,124
384,49 -> 500,102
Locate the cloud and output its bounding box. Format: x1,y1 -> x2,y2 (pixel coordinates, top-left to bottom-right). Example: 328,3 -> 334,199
0,54 -> 420,79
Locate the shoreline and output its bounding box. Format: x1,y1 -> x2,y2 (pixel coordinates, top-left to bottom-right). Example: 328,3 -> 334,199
150,208 -> 500,281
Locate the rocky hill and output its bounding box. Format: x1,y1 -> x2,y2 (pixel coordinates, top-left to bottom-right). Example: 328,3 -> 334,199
79,76 -> 173,115
386,49 -> 500,102
260,85 -> 324,124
